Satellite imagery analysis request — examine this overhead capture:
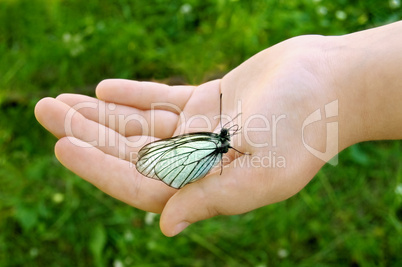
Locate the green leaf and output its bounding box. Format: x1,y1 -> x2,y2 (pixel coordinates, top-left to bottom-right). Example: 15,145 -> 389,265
14,205 -> 38,232
89,223 -> 107,267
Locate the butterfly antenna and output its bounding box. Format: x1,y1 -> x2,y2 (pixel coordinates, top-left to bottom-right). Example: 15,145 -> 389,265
222,112 -> 243,129
227,124 -> 241,136
219,93 -> 223,129
231,112 -> 242,122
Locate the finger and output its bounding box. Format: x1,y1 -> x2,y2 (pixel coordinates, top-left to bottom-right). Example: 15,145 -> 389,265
55,137 -> 176,213
173,79 -> 222,135
95,79 -> 194,113
56,93 -> 178,138
35,97 -> 143,160
35,97 -> 76,138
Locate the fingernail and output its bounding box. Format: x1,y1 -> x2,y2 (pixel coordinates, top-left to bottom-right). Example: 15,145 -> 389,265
173,222 -> 190,236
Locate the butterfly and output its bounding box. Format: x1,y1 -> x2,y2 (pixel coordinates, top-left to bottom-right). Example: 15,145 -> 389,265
135,94 -> 247,189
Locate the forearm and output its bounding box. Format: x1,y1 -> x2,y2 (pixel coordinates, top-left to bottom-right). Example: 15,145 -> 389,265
332,21 -> 402,144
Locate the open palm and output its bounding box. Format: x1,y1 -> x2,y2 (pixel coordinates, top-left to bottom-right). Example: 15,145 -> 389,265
35,35 -> 347,236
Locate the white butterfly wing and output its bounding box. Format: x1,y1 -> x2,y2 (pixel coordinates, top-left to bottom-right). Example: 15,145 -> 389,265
136,133 -> 223,188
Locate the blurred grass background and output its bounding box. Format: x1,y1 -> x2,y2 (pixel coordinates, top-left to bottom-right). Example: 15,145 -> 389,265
0,0 -> 402,266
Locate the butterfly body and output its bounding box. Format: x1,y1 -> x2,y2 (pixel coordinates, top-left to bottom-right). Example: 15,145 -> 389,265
135,128 -> 233,189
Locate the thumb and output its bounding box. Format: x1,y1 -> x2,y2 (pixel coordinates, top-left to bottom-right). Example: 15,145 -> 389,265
159,183 -> 216,237
159,164 -> 260,237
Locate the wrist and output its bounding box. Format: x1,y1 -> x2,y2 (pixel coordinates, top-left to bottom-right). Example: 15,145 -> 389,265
323,22 -> 402,148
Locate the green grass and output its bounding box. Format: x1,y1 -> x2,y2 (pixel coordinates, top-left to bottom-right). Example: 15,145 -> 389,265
1,0 -> 402,266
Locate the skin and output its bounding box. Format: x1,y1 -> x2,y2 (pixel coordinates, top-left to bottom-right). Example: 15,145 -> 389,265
35,21 -> 402,237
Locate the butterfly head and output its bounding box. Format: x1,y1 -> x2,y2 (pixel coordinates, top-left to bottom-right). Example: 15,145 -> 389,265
219,124 -> 241,142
